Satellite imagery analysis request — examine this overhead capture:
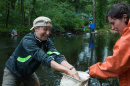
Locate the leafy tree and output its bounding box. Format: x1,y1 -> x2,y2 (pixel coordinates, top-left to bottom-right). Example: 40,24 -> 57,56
42,1 -> 84,31
96,0 -> 108,29
0,0 -> 129,33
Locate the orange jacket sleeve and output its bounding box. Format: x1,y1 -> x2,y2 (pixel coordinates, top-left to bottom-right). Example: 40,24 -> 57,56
89,27 -> 130,79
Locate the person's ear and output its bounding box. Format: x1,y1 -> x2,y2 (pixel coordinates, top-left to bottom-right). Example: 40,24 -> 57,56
34,27 -> 37,32
123,14 -> 127,21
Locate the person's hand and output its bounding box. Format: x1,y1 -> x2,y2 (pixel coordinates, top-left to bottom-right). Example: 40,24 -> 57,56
66,68 -> 79,80
85,70 -> 90,74
71,68 -> 79,79
85,69 -> 91,78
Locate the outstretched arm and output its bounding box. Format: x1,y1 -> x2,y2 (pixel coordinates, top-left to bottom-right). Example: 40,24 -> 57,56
51,60 -> 79,79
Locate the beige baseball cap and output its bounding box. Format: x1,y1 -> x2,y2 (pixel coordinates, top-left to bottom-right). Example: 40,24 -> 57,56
30,16 -> 52,30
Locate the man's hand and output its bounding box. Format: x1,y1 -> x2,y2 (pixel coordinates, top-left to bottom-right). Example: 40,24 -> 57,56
66,68 -> 79,80
71,68 -> 79,79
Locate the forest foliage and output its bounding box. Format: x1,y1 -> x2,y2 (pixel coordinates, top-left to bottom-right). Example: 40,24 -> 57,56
0,0 -> 129,32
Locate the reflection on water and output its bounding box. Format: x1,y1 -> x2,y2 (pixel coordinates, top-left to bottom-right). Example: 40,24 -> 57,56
0,33 -> 120,86
11,36 -> 18,41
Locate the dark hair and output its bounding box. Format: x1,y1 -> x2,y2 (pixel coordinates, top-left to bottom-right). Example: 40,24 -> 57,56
106,3 -> 130,25
32,26 -> 41,31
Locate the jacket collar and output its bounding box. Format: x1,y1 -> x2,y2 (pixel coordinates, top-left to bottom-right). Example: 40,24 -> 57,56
127,19 -> 130,27
33,32 -> 48,43
34,32 -> 41,43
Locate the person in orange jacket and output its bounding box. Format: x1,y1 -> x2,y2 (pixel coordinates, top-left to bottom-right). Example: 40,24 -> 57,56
88,3 -> 130,86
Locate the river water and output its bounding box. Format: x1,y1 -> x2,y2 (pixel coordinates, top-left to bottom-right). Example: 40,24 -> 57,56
0,33 -> 120,86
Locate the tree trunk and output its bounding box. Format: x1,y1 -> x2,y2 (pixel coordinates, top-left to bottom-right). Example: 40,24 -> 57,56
18,0 -> 20,10
96,0 -> 107,29
74,0 -> 79,13
28,8 -> 31,25
44,0 -> 46,2
93,0 -> 96,24
21,0 -> 25,26
31,0 -> 37,17
5,0 -> 10,28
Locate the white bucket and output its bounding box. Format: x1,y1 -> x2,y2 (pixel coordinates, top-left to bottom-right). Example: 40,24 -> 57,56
60,71 -> 90,86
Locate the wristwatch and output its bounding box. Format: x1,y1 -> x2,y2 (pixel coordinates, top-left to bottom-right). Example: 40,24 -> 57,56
69,66 -> 75,70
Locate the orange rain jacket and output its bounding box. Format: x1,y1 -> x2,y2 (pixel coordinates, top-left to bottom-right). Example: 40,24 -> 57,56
89,20 -> 130,86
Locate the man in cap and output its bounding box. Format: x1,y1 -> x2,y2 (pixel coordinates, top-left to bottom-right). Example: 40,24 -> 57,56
2,16 -> 79,86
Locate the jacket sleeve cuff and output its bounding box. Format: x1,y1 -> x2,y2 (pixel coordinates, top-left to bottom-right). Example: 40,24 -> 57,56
46,54 -> 66,67
42,55 -> 54,68
54,55 -> 66,64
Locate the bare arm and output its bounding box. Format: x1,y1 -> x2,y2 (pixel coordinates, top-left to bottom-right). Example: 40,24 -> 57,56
51,60 -> 69,74
51,60 -> 79,79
